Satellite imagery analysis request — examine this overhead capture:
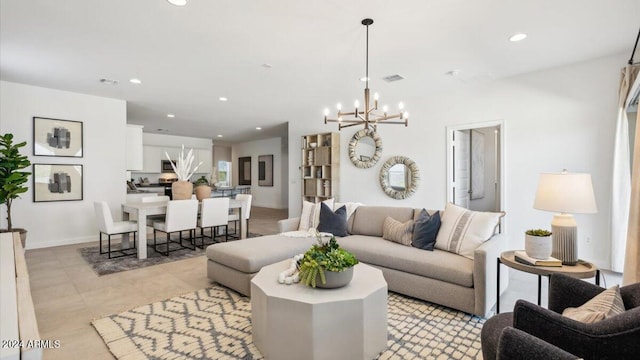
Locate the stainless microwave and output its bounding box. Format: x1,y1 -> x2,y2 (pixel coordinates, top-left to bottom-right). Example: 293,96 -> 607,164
161,160 -> 176,173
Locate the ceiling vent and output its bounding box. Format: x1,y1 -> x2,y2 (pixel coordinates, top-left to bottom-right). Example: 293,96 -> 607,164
382,74 -> 405,82
99,78 -> 119,85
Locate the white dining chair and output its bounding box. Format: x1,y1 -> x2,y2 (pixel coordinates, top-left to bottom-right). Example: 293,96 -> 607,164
228,194 -> 252,239
151,199 -> 198,256
94,201 -> 138,259
196,197 -> 230,247
142,195 -> 170,226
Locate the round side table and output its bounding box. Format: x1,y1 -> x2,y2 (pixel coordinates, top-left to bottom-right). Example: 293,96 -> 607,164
496,250 -> 599,314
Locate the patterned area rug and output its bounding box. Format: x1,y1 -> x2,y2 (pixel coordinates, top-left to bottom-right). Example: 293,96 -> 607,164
80,233 -> 263,276
93,286 -> 484,359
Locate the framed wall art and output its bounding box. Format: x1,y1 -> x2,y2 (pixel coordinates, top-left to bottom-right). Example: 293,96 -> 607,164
33,164 -> 83,202
33,117 -> 83,157
258,154 -> 273,187
238,157 -> 251,185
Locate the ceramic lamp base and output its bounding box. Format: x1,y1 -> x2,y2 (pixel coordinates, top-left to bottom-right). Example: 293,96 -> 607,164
551,214 -> 578,266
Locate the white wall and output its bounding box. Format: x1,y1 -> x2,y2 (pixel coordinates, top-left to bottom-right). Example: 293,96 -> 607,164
289,53 -> 624,270
232,137 -> 286,209
0,81 -> 127,249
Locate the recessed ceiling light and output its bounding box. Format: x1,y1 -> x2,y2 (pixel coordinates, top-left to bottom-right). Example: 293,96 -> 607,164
167,0 -> 187,6
445,69 -> 461,76
261,63 -> 273,68
219,97 -> 228,102
99,78 -> 119,85
167,114 -> 175,118
509,33 -> 527,42
217,134 -> 223,138
129,78 -> 142,84
157,128 -> 170,132
256,127 -> 262,130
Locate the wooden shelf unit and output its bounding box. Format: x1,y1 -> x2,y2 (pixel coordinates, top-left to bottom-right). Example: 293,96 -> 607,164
301,132 -> 340,203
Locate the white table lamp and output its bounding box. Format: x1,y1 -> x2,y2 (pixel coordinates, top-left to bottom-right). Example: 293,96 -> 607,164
533,170 -> 597,265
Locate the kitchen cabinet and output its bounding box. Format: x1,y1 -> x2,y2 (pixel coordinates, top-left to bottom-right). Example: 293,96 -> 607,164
142,146 -> 162,173
197,149 -> 212,174
126,125 -> 143,171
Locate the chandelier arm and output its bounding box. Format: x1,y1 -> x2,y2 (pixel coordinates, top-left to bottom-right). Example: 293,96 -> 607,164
326,119 -> 362,124
337,122 -> 364,129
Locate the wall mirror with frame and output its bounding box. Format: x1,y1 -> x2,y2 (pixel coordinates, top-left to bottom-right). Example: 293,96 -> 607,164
379,156 -> 420,199
348,128 -> 382,168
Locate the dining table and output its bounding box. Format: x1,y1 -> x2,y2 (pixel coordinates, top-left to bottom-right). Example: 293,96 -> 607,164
121,198 -> 246,259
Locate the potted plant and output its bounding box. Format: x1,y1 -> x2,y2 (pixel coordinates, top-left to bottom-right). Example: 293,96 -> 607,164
298,233 -> 359,288
525,229 -> 553,259
0,133 -> 31,247
165,145 -> 202,200
194,175 -> 212,201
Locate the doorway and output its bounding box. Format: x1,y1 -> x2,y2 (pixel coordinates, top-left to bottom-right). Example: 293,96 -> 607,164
447,120 -> 505,213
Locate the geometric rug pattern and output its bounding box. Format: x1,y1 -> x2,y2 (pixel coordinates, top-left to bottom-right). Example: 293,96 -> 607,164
93,286 -> 484,359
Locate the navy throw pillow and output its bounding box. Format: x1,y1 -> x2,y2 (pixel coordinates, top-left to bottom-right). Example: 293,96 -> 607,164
412,209 -> 441,251
317,203 -> 348,237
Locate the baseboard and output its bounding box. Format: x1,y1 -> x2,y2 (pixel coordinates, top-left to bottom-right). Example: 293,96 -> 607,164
25,235 -> 97,250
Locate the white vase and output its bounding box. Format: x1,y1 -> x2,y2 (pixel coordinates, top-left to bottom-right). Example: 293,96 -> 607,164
525,234 -> 552,259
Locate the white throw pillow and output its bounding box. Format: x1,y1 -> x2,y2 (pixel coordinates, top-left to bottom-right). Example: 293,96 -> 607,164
435,203 -> 504,259
334,202 -> 363,221
298,199 -> 335,231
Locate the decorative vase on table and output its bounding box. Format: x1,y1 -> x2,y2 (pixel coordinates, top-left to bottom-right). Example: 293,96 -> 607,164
195,185 -> 212,201
172,180 -> 193,200
524,229 -> 553,259
164,145 -> 203,200
316,267 -> 354,289
298,233 -> 359,288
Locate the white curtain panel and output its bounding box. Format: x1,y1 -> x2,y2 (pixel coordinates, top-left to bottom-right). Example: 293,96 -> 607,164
611,65 -> 640,272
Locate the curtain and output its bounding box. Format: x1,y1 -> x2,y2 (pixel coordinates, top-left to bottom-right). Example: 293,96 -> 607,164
624,99 -> 640,285
612,65 -> 639,272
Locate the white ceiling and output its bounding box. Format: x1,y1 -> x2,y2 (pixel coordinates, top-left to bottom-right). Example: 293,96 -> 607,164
2,0 -> 639,143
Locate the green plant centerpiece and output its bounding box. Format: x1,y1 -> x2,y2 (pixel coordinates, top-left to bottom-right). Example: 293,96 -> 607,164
298,233 -> 359,288
525,229 -> 552,237
0,133 -> 31,244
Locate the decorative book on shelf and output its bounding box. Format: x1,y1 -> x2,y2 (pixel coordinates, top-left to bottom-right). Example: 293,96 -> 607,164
514,250 -> 562,267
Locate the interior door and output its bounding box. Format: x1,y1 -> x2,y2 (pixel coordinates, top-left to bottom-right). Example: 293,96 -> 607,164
453,130 -> 470,208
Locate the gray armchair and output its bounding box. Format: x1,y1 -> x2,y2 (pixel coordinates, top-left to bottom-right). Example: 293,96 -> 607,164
482,273 -> 640,360
496,327 -> 578,360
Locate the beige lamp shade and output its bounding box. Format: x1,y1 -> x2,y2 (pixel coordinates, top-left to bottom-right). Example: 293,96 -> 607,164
533,172 -> 598,214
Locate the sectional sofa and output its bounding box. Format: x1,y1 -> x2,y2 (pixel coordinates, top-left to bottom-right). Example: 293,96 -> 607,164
206,205 -> 507,317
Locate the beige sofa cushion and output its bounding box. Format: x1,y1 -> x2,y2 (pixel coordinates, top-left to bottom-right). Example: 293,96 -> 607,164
206,235 -> 316,273
338,235 -> 474,288
350,206 -> 415,236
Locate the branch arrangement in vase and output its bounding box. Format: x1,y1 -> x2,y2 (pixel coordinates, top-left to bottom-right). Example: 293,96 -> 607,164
165,145 -> 202,181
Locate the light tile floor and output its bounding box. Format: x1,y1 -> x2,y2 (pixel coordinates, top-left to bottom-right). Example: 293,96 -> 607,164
26,206 -> 621,359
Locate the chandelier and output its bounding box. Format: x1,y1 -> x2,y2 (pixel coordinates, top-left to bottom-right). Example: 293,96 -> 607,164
324,18 -> 409,131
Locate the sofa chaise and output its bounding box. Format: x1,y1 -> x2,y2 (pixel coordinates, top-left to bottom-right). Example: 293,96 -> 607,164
206,204 -> 507,317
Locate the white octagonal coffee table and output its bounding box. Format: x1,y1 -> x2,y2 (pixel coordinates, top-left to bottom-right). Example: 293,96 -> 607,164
251,260 -> 388,360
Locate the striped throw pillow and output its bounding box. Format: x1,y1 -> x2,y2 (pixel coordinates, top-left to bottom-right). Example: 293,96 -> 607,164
382,217 -> 414,246
435,203 -> 505,259
563,285 -> 625,323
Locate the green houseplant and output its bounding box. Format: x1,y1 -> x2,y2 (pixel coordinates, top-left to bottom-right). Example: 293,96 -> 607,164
525,228 -> 553,259
298,233 -> 359,288
0,133 -> 31,243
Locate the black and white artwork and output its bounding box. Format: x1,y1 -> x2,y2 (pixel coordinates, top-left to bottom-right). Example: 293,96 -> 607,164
33,164 -> 83,202
33,117 -> 83,157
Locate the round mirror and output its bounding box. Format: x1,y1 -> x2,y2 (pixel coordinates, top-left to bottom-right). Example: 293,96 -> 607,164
379,156 -> 420,199
348,129 -> 382,168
